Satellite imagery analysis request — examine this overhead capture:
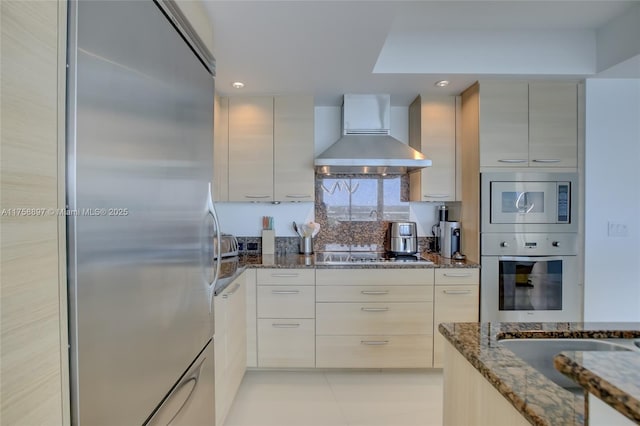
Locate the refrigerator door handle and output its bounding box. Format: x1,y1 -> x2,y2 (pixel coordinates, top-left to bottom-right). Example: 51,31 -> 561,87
145,355 -> 205,425
206,182 -> 222,288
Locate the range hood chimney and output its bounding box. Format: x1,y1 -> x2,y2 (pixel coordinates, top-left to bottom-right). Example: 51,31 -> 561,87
315,94 -> 431,175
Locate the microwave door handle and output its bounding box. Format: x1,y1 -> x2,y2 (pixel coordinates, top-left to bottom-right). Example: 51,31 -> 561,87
515,192 -> 535,213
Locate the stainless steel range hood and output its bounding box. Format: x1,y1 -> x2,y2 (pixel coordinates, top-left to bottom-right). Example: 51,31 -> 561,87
315,94 -> 431,175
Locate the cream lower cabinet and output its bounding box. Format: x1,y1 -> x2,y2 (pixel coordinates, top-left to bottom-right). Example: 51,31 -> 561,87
256,269 -> 315,367
443,341 -> 529,426
316,269 -> 434,368
214,272 -> 247,426
433,268 -> 479,368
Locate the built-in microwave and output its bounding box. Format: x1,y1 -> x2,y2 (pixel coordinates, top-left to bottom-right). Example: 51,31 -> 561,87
481,172 -> 578,233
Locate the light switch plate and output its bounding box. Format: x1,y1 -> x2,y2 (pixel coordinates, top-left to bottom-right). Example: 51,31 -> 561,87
608,221 -> 628,237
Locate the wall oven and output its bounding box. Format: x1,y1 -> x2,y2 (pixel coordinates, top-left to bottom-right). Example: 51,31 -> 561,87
480,233 -> 580,322
481,172 -> 577,233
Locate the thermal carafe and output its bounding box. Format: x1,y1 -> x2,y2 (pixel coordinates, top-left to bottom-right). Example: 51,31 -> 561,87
440,221 -> 461,258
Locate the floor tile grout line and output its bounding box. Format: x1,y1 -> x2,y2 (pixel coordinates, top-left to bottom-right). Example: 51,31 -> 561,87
322,371 -> 352,426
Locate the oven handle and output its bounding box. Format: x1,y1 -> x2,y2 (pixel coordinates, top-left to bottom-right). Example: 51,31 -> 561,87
498,256 -> 568,262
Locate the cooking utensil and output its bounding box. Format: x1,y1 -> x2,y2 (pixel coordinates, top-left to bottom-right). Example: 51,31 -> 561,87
292,221 -> 302,237
311,222 -> 320,237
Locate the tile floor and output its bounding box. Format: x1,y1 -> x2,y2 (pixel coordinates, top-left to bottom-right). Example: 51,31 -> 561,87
224,370 -> 443,426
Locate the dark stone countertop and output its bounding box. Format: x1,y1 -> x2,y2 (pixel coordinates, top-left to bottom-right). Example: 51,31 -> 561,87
214,252 -> 478,294
555,350 -> 640,424
438,322 -> 640,426
236,252 -> 480,269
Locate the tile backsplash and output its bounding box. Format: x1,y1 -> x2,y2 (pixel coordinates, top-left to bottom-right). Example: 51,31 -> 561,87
314,175 -> 412,252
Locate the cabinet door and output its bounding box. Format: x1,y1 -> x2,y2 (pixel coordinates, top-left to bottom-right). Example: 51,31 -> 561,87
274,96 -> 315,201
213,293 -> 227,426
529,82 -> 577,168
213,96 -> 229,201
228,97 -> 274,201
409,95 -> 456,201
479,81 -> 529,167
433,285 -> 479,368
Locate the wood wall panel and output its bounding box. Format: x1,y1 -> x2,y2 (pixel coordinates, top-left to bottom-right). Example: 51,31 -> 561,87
1,1 -> 67,424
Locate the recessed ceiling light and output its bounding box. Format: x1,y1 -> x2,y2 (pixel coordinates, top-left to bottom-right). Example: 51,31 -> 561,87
435,80 -> 450,88
231,81 -> 245,89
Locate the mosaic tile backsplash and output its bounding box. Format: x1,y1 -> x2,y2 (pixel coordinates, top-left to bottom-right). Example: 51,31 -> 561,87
314,175 -> 413,252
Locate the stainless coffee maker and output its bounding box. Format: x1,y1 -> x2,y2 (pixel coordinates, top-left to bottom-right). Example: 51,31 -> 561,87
440,221 -> 461,258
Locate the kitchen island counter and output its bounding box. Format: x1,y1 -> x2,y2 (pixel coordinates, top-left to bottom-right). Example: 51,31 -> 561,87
439,322 -> 640,426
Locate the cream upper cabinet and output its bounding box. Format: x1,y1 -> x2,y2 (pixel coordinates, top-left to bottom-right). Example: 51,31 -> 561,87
409,94 -> 457,202
274,96 -> 315,201
213,95 -> 229,201
477,81 -> 578,169
478,81 -> 530,167
528,82 -> 578,168
224,96 -> 315,202
228,97 -> 274,201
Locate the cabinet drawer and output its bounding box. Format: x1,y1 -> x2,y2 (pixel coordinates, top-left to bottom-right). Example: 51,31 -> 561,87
316,302 -> 433,335
257,319 -> 315,368
433,285 -> 479,368
257,269 -> 315,286
257,285 -> 315,318
316,335 -> 432,368
316,269 -> 434,286
316,285 -> 433,303
434,269 -> 479,285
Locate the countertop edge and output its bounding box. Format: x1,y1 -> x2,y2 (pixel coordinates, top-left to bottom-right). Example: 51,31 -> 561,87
554,353 -> 640,424
438,323 -> 550,426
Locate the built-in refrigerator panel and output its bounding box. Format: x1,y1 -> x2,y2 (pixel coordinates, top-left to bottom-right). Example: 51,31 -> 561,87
67,1 -> 216,424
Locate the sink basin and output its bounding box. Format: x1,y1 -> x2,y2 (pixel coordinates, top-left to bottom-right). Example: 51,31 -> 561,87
498,338 -> 637,392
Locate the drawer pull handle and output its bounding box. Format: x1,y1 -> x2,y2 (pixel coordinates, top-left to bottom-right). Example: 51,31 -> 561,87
361,307 -> 389,312
271,290 -> 300,295
285,194 -> 312,199
222,283 -> 241,299
244,195 -> 271,199
361,340 -> 389,346
423,194 -> 449,198
443,290 -> 472,295
270,273 -> 299,278
272,323 -> 300,328
361,290 -> 389,295
443,273 -> 472,278
531,159 -> 561,163
498,159 -> 527,163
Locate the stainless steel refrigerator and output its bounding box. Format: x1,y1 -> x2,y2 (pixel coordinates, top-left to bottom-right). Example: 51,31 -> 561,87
66,1 -> 220,424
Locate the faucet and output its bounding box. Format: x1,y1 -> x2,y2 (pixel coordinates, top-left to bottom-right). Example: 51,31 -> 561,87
369,210 -> 378,220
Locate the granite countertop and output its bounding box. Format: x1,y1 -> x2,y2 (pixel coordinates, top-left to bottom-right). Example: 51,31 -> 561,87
438,322 -> 640,426
555,350 -> 640,423
236,252 -> 480,269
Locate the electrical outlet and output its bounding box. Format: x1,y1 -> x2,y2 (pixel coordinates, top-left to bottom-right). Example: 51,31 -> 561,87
608,221 -> 629,237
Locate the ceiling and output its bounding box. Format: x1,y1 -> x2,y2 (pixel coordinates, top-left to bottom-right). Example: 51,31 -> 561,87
203,1 -> 638,106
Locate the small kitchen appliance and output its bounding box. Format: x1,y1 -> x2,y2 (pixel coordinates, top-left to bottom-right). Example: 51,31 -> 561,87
386,221 -> 418,255
440,221 -> 461,258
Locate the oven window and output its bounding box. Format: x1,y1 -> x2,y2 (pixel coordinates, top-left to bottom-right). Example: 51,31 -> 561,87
500,191 -> 545,214
499,259 -> 562,311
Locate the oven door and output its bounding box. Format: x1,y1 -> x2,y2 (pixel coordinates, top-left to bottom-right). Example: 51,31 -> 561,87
481,255 -> 581,322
